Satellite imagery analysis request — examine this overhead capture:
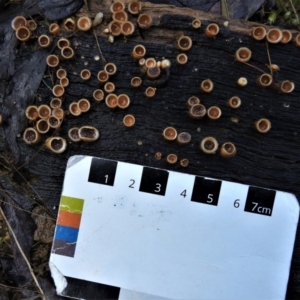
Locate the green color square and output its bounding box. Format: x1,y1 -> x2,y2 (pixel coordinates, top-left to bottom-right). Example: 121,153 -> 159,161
59,196 -> 84,214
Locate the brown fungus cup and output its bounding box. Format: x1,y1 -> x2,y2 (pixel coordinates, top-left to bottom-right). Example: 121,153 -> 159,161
200,79 -> 214,93
137,14 -> 152,29
177,36 -> 192,51
23,128 -> 41,145
266,28 -> 282,44
255,118 -> 271,133
207,106 -> 222,120
177,132 -> 191,145
189,104 -> 206,119
251,26 -> 266,41
187,96 -> 200,107
166,154 -> 178,164
45,137 -> 67,153
163,127 -> 177,141
78,126 -> 99,142
200,137 -> 218,154
123,114 -> 135,127
205,23 -> 219,38
220,142 -> 237,158
227,96 -> 241,109
16,26 -> 31,42
68,127 -> 81,142
235,47 -> 252,63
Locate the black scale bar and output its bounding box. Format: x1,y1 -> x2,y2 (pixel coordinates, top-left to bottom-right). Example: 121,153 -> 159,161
87,158 -> 276,216
191,176 -> 222,206
139,166 -> 169,196
62,276 -> 120,299
244,186 -> 276,216
88,158 -> 118,186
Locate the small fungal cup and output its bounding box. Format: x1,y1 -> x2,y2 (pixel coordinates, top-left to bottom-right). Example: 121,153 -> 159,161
235,47 -> 252,63
207,106 -> 222,120
93,89 -> 104,102
189,104 -> 206,119
16,26 -> 31,42
163,127 -> 177,141
46,55 -> 59,68
200,79 -> 214,93
177,53 -> 188,65
257,74 -> 273,87
205,23 -> 219,38
266,28 -> 282,44
220,142 -> 237,158
177,35 -> 192,51
77,16 -> 92,31
227,96 -> 241,109
132,45 -> 146,60
105,94 -> 118,109
128,1 -> 141,15
200,137 -> 219,154
255,118 -> 271,133
131,77 -> 142,88
251,26 -> 266,41
177,132 -> 191,145
23,127 -> 41,145
78,126 -> 99,142
166,154 -> 178,164
68,127 -> 81,142
145,87 -> 156,98
45,137 -> 67,153
123,114 -> 135,127
118,94 -> 130,109
137,14 -> 152,29
38,35 -> 51,48
78,99 -> 91,113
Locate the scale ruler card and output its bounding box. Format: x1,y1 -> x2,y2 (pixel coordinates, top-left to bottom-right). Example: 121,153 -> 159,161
49,155 -> 299,300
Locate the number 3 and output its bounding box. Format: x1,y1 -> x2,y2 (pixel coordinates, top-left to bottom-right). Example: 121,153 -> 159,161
154,183 -> 161,193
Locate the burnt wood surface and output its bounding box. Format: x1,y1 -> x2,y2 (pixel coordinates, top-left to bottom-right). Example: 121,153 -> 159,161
0,0 -> 300,299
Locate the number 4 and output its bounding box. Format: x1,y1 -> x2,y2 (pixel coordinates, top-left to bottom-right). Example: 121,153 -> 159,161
180,190 -> 187,198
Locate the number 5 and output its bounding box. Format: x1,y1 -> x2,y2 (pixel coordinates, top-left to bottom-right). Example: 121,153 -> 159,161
207,194 -> 213,203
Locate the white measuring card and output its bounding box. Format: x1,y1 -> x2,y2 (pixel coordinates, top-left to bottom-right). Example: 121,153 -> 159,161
49,155 -> 299,300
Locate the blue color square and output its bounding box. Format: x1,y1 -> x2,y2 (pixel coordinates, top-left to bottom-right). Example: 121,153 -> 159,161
54,225 -> 79,243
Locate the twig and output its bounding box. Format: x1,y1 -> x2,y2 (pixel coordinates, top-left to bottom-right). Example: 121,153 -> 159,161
0,207 -> 45,300
0,198 -> 55,221
265,41 -> 273,77
221,0 -> 230,19
289,0 -> 300,26
17,143 -> 46,171
93,28 -> 106,65
242,61 -> 265,74
48,69 -> 54,86
41,79 -> 52,91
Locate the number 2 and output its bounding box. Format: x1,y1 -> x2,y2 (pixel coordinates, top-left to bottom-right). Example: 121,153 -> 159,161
154,183 -> 161,193
129,179 -> 135,188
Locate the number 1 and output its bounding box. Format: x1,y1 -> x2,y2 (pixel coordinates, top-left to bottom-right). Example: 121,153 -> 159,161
104,175 -> 108,183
